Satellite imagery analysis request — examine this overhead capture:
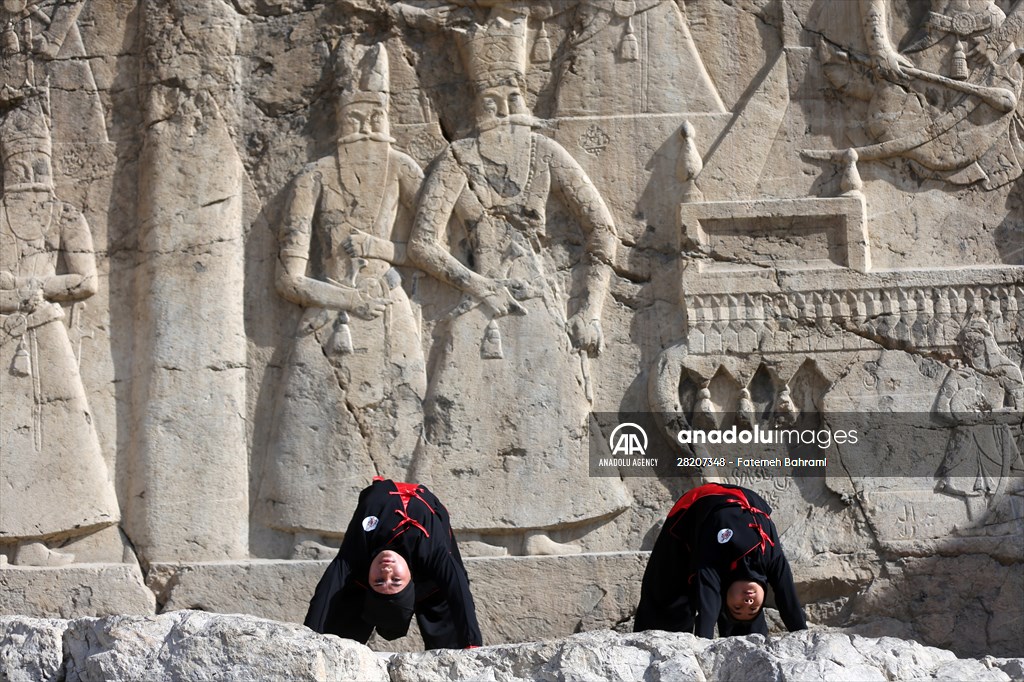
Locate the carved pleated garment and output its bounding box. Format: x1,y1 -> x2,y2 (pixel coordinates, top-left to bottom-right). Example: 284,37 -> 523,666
0,199 -> 118,540
409,134 -> 630,532
256,148 -> 427,535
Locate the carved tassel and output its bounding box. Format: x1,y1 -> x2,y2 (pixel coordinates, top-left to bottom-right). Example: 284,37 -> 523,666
951,40 -> 968,80
327,312 -> 353,356
482,319 -> 504,359
619,17 -> 639,62
12,336 -> 30,377
532,21 -> 551,63
839,148 -> 863,195
1,23 -> 19,57
693,386 -> 716,431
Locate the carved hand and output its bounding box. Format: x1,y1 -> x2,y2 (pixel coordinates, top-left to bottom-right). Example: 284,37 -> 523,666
969,35 -> 999,67
0,271 -> 15,290
391,3 -> 460,30
19,279 -> 46,312
353,294 -> 388,321
343,231 -> 374,259
871,48 -> 912,83
32,35 -> 61,60
568,313 -> 603,357
479,284 -> 525,318
320,278 -> 388,319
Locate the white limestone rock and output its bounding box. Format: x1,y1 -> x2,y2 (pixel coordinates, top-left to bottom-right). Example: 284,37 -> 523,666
389,630 -> 710,682
2,615 -> 1022,682
62,611 -> 387,682
388,629 -> 1024,682
0,616 -> 68,682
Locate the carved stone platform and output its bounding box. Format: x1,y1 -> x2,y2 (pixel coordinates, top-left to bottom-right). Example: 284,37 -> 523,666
679,195 -> 870,274
147,552 -> 648,651
0,563 -> 155,619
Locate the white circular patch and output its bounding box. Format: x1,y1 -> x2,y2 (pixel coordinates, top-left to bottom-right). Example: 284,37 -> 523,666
362,516 -> 379,532
717,528 -> 734,544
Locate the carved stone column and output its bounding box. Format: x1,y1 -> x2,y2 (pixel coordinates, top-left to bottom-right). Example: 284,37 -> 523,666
127,0 -> 248,561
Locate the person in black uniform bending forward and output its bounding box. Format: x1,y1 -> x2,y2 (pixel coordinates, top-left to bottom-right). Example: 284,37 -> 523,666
305,477 -> 482,648
634,483 -> 807,638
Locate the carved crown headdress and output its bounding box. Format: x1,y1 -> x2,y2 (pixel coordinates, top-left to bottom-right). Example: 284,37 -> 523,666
455,13 -> 527,89
333,42 -> 389,108
0,93 -> 52,167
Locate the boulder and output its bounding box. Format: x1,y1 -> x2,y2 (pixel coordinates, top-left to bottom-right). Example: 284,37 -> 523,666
0,616 -> 68,682
62,611 -> 387,682
2,613 -> 1021,682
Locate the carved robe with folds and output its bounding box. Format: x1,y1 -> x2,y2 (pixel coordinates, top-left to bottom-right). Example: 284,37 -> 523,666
0,192 -> 118,541
256,143 -> 427,536
409,130 -> 630,533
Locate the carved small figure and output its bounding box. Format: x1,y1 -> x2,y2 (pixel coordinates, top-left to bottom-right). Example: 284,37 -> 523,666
256,43 -> 429,558
934,318 -> 1024,519
0,92 -> 118,565
407,9 -> 629,554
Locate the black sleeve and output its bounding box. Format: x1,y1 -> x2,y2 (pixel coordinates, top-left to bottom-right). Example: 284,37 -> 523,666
418,493 -> 483,648
304,489 -> 373,635
693,566 -> 722,638
634,521 -> 694,633
304,551 -> 349,633
415,589 -> 460,650
765,524 -> 806,632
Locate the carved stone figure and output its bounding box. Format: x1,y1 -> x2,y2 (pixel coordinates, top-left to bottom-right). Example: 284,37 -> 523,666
0,91 -> 118,566
816,0 -> 1024,189
255,43 -> 428,559
934,318 -> 1024,518
0,0 -> 84,68
551,0 -> 723,116
0,0 -> 88,124
407,9 -> 629,554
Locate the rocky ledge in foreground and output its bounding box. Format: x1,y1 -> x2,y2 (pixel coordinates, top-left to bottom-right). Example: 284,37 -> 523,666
2,611 -> 1022,681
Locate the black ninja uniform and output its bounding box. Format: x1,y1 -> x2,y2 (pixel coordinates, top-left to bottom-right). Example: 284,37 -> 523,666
634,483 -> 806,638
305,477 -> 482,648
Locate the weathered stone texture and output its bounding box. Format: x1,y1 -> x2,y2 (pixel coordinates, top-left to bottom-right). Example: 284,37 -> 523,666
63,612 -> 388,682
0,0 -> 1021,661
148,553 -> 646,651
0,564 -> 155,620
4,615 -> 1023,682
0,617 -> 67,682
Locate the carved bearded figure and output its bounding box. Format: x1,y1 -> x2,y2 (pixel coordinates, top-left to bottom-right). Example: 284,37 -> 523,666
0,94 -> 118,566
934,318 -> 1024,515
408,10 -> 629,554
818,0 -> 1024,189
255,44 -> 428,558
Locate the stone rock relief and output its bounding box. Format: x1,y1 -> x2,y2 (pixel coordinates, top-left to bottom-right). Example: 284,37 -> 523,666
0,0 -> 118,568
254,41 -> 430,561
402,8 -> 629,554
810,0 -> 1024,192
0,0 -> 1019,659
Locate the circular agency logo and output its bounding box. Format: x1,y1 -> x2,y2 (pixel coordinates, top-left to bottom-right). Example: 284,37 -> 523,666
609,422 -> 649,457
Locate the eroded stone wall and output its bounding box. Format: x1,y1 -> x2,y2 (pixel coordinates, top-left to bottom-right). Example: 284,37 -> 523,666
0,0 -> 1021,657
